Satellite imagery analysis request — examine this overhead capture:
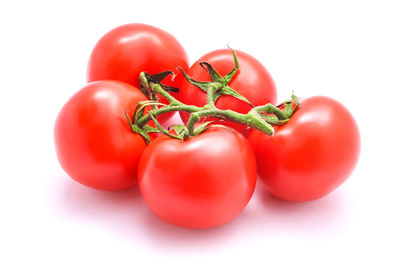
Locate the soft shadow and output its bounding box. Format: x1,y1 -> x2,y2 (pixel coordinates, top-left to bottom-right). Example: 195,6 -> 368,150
53,177 -> 143,215
50,175 -> 238,250
50,175 -> 148,238
138,205 -> 240,251
254,184 -> 351,237
50,174 -> 351,248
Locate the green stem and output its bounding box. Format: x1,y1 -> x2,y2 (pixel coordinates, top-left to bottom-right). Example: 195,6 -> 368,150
254,104 -> 288,120
207,84 -> 219,109
187,109 -> 274,136
206,85 -> 218,109
141,80 -> 275,136
137,104 -> 204,128
151,83 -> 183,106
133,55 -> 298,141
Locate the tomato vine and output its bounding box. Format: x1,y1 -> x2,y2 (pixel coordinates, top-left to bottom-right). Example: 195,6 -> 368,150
127,49 -> 299,143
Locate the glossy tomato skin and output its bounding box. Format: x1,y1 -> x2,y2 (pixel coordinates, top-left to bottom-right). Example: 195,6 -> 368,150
138,127 -> 257,229
179,49 -> 277,133
54,81 -> 147,191
88,23 -> 188,88
87,23 -> 189,122
249,96 -> 360,202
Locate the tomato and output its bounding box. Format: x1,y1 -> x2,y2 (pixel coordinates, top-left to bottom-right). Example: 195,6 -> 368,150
54,81 -> 147,191
138,127 -> 257,229
87,23 -> 189,122
249,96 -> 360,202
178,49 -> 277,133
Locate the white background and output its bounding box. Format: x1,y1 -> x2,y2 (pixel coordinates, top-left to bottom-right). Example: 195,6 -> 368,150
1,0 -> 399,266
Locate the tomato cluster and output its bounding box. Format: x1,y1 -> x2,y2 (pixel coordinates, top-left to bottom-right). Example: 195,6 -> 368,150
54,23 -> 360,229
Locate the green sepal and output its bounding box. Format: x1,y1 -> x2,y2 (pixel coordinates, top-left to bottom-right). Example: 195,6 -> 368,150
133,100 -> 153,117
217,86 -> 253,107
275,94 -> 299,119
199,62 -> 224,83
291,93 -> 300,115
149,113 -> 183,140
260,114 -> 289,126
142,125 -> 160,133
284,102 -> 293,117
133,100 -> 165,123
147,71 -> 179,93
193,121 -> 214,136
132,124 -> 151,144
139,72 -> 155,100
125,111 -> 134,130
271,119 -> 289,126
223,47 -> 239,83
179,67 -> 220,93
139,71 -> 179,101
260,114 -> 279,124
292,93 -> 299,106
170,124 -> 187,139
125,111 -> 151,143
179,50 -> 253,107
276,100 -> 292,108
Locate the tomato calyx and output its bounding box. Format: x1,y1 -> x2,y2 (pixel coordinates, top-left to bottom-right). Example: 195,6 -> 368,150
127,49 -> 300,143
179,49 -> 253,108
139,71 -> 179,101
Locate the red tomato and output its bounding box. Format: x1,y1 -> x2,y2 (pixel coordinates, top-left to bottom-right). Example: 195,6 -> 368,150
87,23 -> 189,122
178,49 -> 277,133
54,81 -> 147,191
249,96 -> 360,202
138,127 -> 257,229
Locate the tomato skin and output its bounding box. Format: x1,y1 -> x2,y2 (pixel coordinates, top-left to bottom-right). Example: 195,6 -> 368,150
54,81 -> 147,191
87,23 -> 189,122
87,23 -> 188,89
138,127 -> 257,229
248,96 -> 360,202
178,49 -> 277,133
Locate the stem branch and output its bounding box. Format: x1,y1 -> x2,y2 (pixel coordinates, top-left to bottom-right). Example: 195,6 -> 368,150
132,52 -> 298,141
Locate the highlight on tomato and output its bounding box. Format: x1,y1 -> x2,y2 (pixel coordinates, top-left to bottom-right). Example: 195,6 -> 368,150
248,96 -> 360,202
54,81 -> 148,191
